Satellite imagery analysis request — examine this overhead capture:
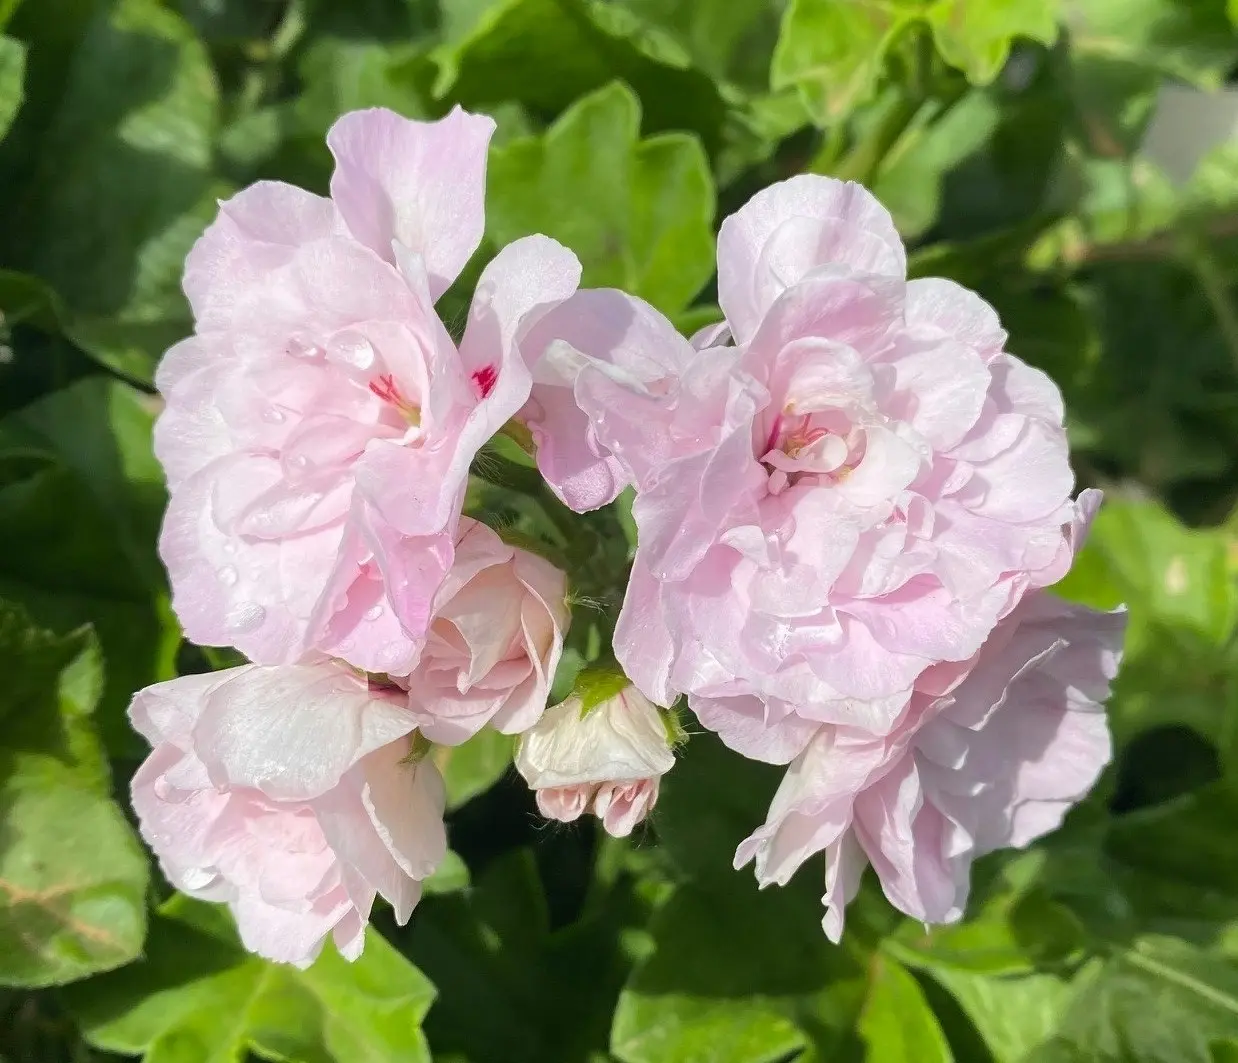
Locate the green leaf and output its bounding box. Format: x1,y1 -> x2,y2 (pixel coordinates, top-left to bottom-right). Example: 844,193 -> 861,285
611,733 -> 873,1063
926,0 -> 1059,85
931,967 -> 1075,1062
433,0 -> 727,152
1055,498 -> 1238,752
434,729 -> 515,810
0,35 -> 24,142
872,88 -> 1002,237
860,955 -> 954,1061
1036,939 -> 1238,1063
0,378 -> 177,753
407,849 -> 648,1063
6,0 -> 221,383
890,851 -> 1086,977
66,894 -> 437,1063
611,878 -> 869,1063
423,850 -> 471,896
487,81 -> 715,315
1103,781 -> 1238,938
1058,498 -> 1236,635
0,600 -> 149,987
1066,0 -> 1238,90
0,378 -> 166,587
772,0 -> 915,124
604,0 -> 785,91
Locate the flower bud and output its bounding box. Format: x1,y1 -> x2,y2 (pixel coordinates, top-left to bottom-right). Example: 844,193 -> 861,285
515,679 -> 675,837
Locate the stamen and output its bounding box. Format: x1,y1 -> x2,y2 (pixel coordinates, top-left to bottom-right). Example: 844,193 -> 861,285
368,374 -> 422,426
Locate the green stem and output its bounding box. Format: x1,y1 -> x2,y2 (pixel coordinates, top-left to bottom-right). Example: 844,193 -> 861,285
831,93 -> 921,185
234,0 -> 307,120
1182,231 -> 1238,374
472,449 -> 584,546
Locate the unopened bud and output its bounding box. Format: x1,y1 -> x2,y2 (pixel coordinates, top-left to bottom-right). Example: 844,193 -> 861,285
515,679 -> 674,837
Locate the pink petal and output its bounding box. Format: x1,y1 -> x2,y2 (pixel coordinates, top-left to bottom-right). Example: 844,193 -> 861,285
718,175 -> 905,343
327,106 -> 496,299
191,662 -> 418,801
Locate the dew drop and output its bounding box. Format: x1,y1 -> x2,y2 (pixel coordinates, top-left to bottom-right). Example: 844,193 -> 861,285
286,335 -> 324,360
364,604 -> 384,622
328,330 -> 376,371
222,541 -> 238,556
180,866 -> 217,891
218,565 -> 239,587
262,406 -> 287,424
225,601 -> 266,633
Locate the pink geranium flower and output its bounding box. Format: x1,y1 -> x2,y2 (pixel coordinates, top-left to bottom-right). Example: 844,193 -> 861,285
156,107 -> 580,674
404,518 -> 569,745
528,175 -> 1099,759
737,593 -> 1126,939
128,659 -> 446,967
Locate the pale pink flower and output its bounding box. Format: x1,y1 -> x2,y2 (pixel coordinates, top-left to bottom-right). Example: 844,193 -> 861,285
156,106 -> 581,674
735,593 -> 1126,940
515,683 -> 675,837
538,175 -> 1096,757
403,518 -> 569,745
517,289 -> 713,511
129,659 -> 446,967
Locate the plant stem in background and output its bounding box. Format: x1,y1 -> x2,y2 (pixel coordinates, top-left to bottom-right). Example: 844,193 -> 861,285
1182,230 -> 1238,374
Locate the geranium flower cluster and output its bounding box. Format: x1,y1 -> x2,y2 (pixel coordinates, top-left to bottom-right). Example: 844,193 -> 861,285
130,107 -> 1125,967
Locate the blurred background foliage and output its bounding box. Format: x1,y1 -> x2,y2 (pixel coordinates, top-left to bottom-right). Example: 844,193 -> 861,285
4,0 -> 1238,1060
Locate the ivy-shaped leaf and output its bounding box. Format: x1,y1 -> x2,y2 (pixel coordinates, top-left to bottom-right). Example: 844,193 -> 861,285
66,895 -> 437,1063
488,81 -> 715,315
0,600 -> 149,987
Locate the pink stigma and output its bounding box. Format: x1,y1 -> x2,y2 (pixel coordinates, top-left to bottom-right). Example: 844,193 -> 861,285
472,364 -> 498,399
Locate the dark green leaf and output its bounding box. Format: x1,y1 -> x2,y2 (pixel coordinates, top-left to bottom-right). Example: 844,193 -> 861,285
0,35 -> 24,142
488,81 -> 715,315
433,0 -> 727,152
1035,939 -> 1238,1063
0,379 -> 177,753
435,729 -> 515,810
0,600 -> 148,987
612,732 -> 872,1063
407,849 -> 648,1063
5,0 -> 221,383
859,954 -> 953,1061
66,894 -> 437,1063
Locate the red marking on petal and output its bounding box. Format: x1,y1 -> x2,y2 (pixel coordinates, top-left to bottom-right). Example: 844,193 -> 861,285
472,364 -> 498,399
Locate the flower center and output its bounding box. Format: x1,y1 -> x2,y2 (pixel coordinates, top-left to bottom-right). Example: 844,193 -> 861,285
369,374 -> 422,426
760,411 -> 860,495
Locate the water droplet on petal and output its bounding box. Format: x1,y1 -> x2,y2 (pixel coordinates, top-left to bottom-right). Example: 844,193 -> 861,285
218,565 -> 239,587
225,601 -> 266,633
328,330 -> 375,371
286,335 -> 324,360
222,541 -> 237,556
364,604 -> 384,622
262,406 -> 286,424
